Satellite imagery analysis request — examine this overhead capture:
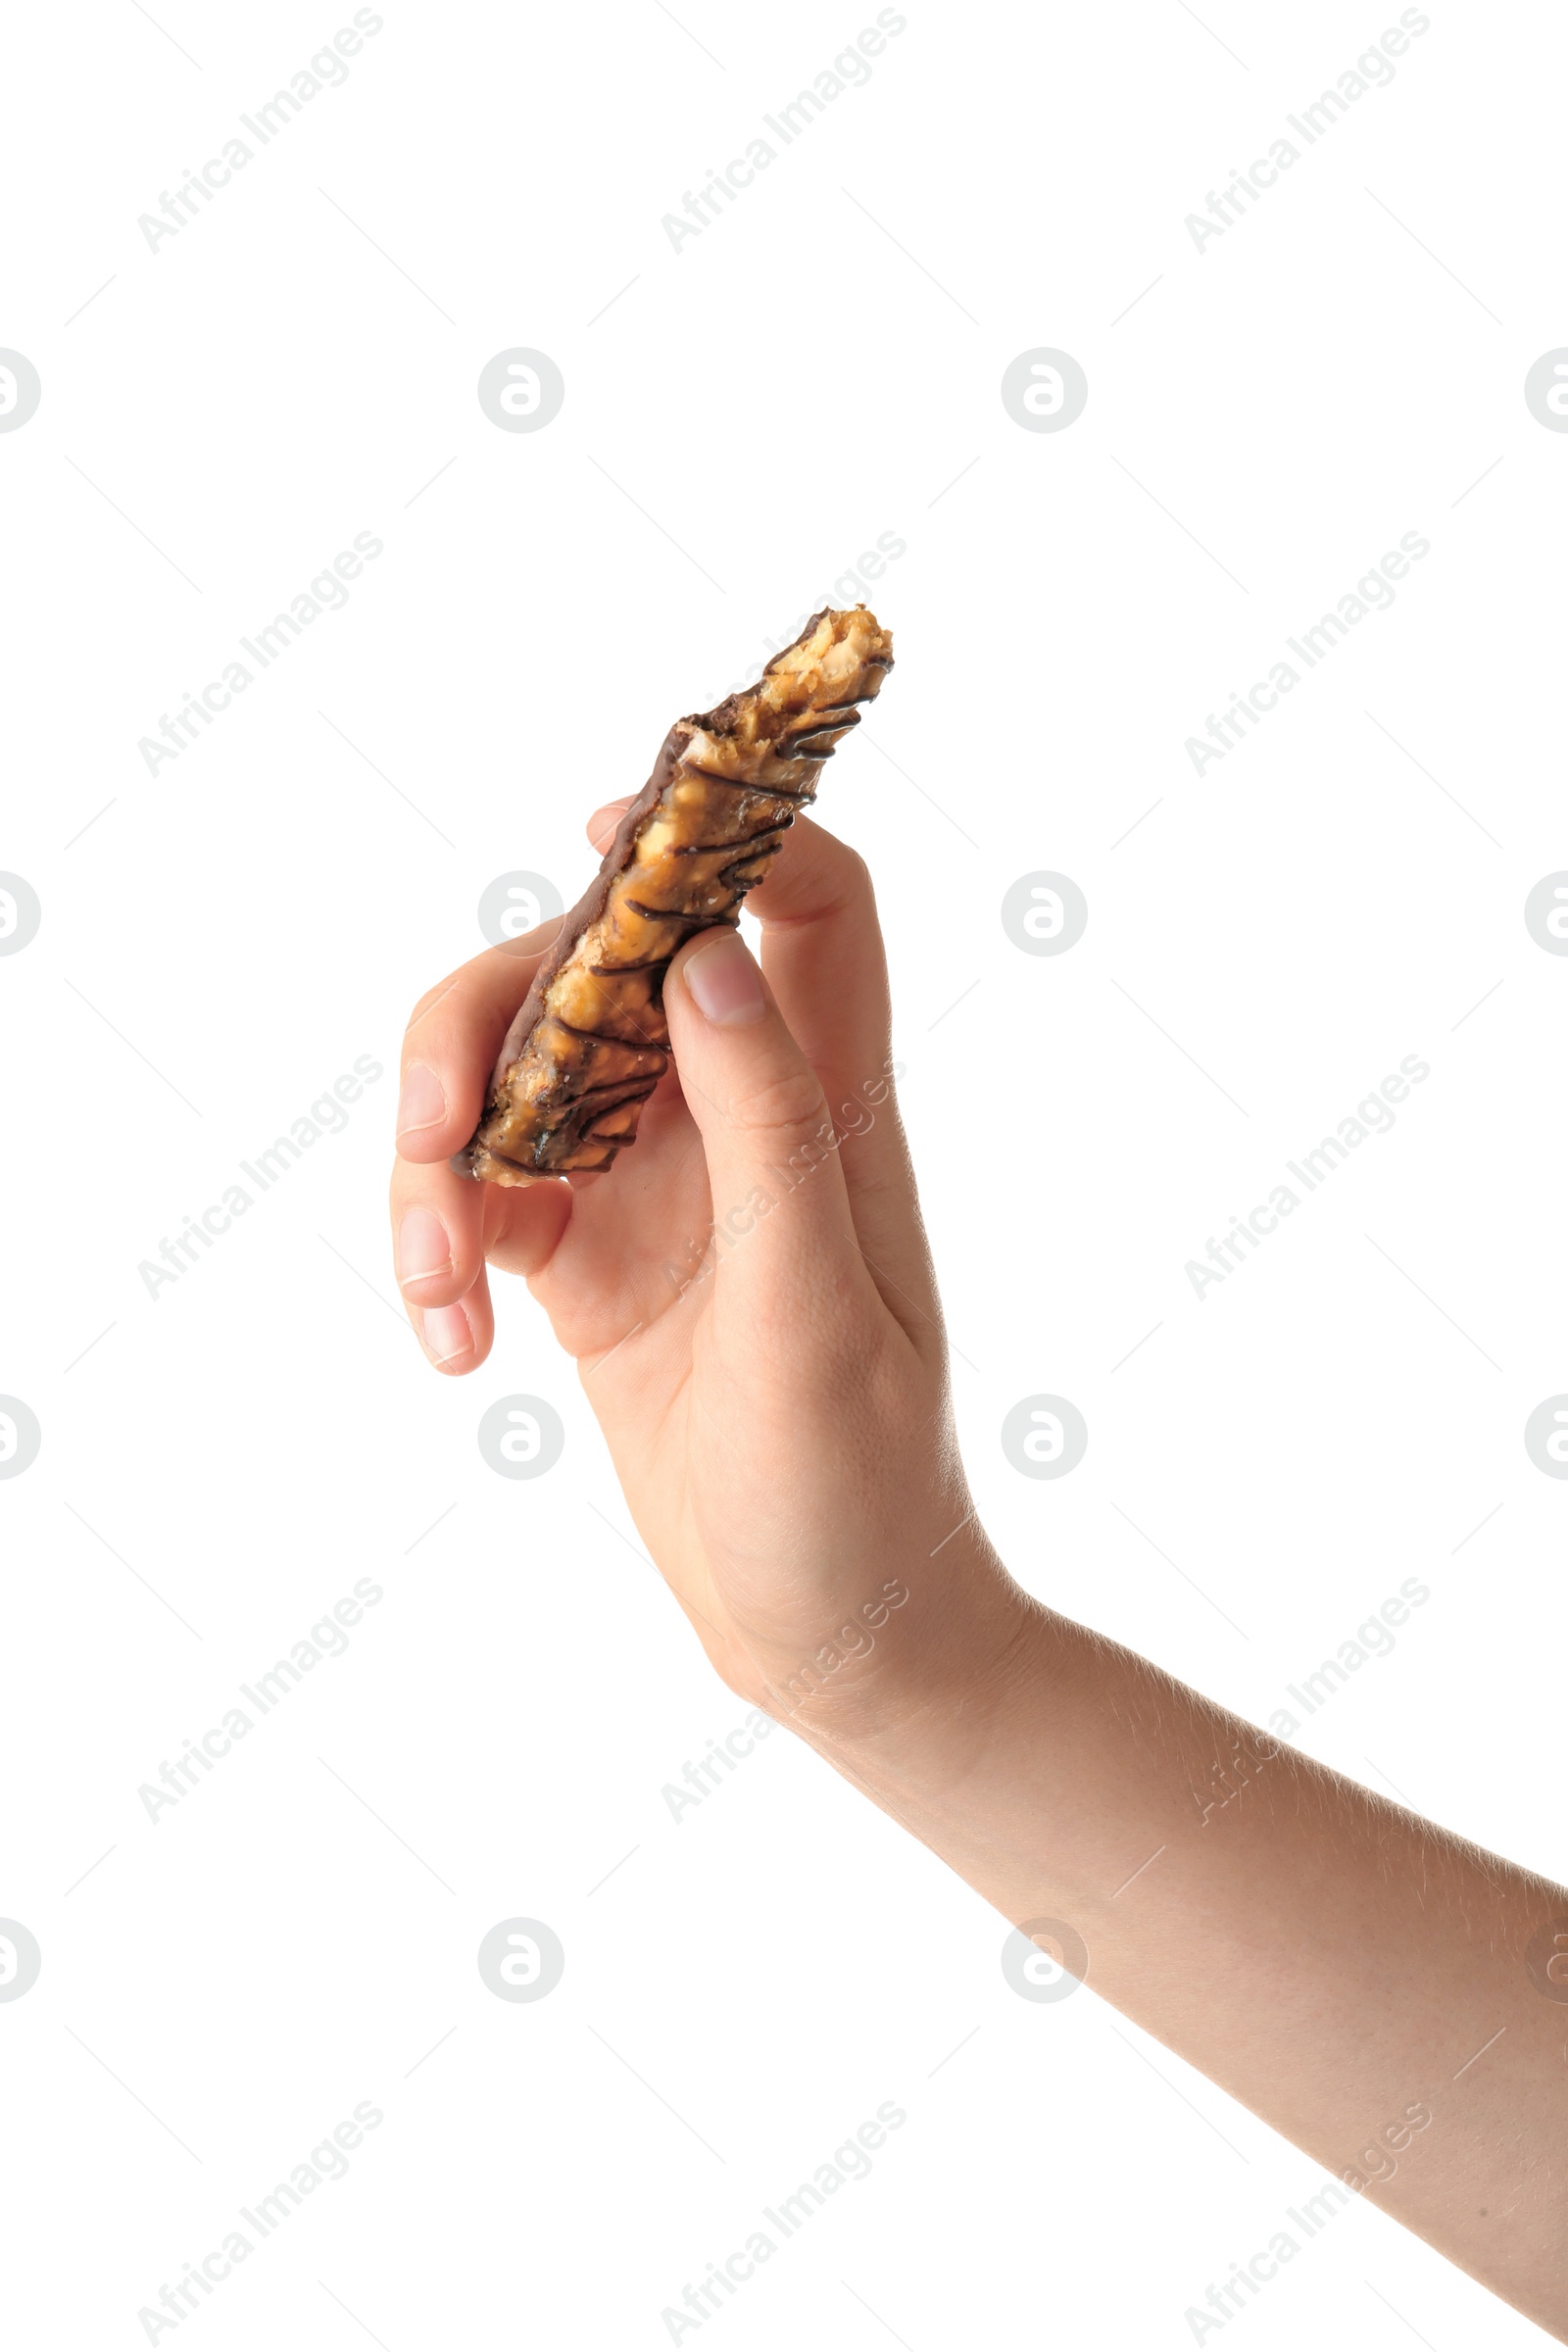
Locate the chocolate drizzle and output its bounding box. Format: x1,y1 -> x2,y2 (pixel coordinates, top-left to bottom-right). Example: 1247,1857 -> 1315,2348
458,606 -> 895,1186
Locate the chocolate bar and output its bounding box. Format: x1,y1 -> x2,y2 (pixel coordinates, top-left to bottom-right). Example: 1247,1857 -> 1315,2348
458,605 -> 894,1185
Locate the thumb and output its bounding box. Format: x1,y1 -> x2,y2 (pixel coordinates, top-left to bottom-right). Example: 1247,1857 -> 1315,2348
663,925 -> 863,1300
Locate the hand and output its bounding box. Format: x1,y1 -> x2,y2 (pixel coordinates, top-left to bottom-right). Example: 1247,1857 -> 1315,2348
389,808 -> 1030,1732
389,812 -> 1568,2343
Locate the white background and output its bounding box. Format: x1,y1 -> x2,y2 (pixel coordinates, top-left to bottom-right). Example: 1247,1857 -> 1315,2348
3,1 -> 1565,2344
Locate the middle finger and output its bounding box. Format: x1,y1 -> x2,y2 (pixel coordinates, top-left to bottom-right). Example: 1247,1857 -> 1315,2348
396,919 -> 562,1166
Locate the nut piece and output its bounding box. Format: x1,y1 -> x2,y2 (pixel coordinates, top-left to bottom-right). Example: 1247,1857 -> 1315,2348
461,605 -> 894,1185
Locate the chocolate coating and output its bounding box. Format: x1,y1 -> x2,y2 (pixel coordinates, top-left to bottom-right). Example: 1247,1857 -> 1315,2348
459,605 -> 894,1186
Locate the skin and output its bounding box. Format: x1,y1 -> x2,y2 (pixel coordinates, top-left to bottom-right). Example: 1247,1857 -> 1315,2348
392,808 -> 1568,2338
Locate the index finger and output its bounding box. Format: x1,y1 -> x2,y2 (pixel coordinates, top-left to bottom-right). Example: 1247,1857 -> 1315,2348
396,918 -> 560,1164
586,800 -> 936,1345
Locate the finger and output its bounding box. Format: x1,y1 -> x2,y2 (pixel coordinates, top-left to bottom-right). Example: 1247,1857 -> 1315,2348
745,816 -> 938,1335
389,1161 -> 572,1377
662,927 -> 875,1338
410,1270 -> 494,1377
591,800 -> 902,1202
586,800 -> 892,1148
397,919 -> 560,1164
594,796 -> 935,1339
390,1152 -> 571,1313
390,1158 -> 491,1375
747,815 -> 890,1089
482,1162 -> 577,1279
522,1065 -> 722,1362
399,1232 -> 491,1373
586,797 -> 633,853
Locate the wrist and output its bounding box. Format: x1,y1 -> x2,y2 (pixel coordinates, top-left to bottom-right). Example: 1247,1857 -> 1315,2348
754,1530 -> 1053,1778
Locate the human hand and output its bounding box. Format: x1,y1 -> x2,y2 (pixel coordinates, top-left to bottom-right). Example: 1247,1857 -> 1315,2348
389,808 -> 1030,1735
389,818 -> 1568,2347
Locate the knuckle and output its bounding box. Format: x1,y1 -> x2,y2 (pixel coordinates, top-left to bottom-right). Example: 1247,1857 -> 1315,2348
726,1062 -> 828,1142
400,1267 -> 459,1306
806,820 -> 873,899
822,847 -> 876,929
404,966 -> 466,1042
839,843 -> 874,904
776,833 -> 876,929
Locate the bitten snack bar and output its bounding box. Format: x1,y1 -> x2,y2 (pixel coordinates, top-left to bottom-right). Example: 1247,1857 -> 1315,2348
459,605 -> 894,1186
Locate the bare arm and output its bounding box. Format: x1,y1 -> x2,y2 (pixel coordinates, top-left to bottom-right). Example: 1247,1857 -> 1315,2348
794,1570 -> 1568,2337
391,809 -> 1567,2339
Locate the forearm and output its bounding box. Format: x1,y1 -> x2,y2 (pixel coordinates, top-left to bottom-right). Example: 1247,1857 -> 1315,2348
782,1548 -> 1568,2338
417,792 -> 1565,2328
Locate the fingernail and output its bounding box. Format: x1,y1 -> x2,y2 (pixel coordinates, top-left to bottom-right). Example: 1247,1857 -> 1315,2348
397,1063 -> 446,1139
421,1301 -> 471,1364
683,930 -> 766,1027
397,1208 -> 452,1289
